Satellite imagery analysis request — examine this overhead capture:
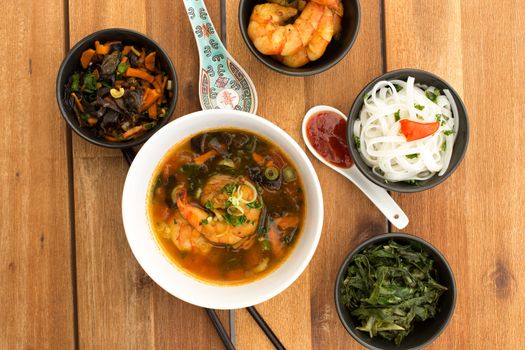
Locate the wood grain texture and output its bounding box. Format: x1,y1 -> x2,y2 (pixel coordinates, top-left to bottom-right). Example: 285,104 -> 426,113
226,0 -> 385,348
385,0 -> 525,349
0,0 -> 74,349
68,1 -> 230,348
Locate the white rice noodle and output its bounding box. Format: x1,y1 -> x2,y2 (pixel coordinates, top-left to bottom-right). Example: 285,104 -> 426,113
356,77 -> 457,182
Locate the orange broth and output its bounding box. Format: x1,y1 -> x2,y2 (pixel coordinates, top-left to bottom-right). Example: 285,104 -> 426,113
147,129 -> 305,285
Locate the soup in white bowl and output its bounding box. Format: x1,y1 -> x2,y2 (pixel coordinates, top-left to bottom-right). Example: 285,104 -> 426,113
122,109 -> 323,309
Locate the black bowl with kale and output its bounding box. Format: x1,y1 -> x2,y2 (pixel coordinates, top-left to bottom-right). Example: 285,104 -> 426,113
56,28 -> 178,148
335,233 -> 456,350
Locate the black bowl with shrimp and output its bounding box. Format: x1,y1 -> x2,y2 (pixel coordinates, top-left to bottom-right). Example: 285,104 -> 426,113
56,28 -> 178,148
238,0 -> 360,76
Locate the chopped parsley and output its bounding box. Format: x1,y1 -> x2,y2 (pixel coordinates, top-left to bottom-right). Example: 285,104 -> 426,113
405,153 -> 419,159
354,135 -> 361,149
200,218 -> 209,225
224,213 -> 247,227
204,200 -> 214,210
441,141 -> 447,152
363,92 -> 370,101
247,201 -> 262,209
394,84 -> 403,92
425,90 -> 439,102
222,183 -> 237,195
394,109 -> 401,122
443,130 -> 455,136
414,104 -> 425,111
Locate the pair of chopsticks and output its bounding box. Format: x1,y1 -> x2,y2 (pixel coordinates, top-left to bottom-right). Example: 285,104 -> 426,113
206,307 -> 285,350
121,149 -> 285,350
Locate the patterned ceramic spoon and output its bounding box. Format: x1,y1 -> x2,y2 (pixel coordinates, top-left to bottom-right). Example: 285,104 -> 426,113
183,0 -> 258,113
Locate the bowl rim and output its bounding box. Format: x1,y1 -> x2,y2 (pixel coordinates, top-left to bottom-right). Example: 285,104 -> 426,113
56,27 -> 178,149
334,232 -> 457,350
346,68 -> 470,193
237,0 -> 361,76
121,109 -> 324,309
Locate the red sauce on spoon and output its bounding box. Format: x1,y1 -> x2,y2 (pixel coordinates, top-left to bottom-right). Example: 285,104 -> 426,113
306,111 -> 353,168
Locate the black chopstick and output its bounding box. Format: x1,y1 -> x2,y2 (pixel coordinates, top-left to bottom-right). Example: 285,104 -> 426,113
206,309 -> 236,350
121,149 -> 283,350
247,306 -> 285,350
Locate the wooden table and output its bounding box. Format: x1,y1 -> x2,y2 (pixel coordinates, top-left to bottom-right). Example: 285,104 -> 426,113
2,0 -> 524,349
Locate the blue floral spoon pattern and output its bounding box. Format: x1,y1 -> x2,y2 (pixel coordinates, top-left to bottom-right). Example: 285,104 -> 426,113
183,0 -> 258,113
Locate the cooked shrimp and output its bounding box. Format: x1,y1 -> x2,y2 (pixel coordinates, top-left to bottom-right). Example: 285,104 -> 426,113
278,5 -> 335,66
177,175 -> 262,247
247,4 -> 301,56
248,0 -> 343,68
158,211 -> 212,254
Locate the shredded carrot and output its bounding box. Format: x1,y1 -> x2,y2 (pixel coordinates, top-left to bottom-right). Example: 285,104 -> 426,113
122,125 -> 144,139
125,67 -> 154,83
95,41 -> 111,55
148,103 -> 158,119
194,150 -> 218,165
120,56 -> 128,64
153,74 -> 163,91
266,160 -> 274,168
80,48 -> 95,69
252,152 -> 265,166
87,117 -> 98,126
145,51 -> 156,71
71,92 -> 85,112
140,88 -> 161,112
122,46 -> 132,55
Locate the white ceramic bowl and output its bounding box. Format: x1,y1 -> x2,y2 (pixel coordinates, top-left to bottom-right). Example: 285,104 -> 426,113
122,110 -> 324,309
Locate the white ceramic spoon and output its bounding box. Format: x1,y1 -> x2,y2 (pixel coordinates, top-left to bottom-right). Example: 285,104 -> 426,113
302,105 -> 409,229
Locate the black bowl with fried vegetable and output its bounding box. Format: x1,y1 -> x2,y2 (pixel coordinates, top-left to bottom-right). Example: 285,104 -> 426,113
56,28 -> 177,148
335,233 -> 456,350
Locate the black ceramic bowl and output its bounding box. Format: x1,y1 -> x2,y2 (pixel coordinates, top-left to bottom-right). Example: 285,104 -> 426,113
335,233 -> 456,350
238,0 -> 360,76
56,28 -> 178,149
346,68 -> 469,193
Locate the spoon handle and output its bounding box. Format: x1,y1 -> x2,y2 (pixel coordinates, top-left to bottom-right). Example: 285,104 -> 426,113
182,0 -> 224,58
182,0 -> 258,113
347,167 -> 409,229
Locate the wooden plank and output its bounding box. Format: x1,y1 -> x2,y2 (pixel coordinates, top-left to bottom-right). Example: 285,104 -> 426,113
226,0 -> 385,348
68,1 -> 230,348
384,0 -> 525,349
0,0 -> 74,349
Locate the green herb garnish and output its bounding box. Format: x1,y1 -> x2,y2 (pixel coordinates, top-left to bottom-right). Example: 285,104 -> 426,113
200,218 -> 209,225
205,200 -> 214,210
443,130 -> 455,136
82,73 -> 97,93
247,201 -> 262,209
354,135 -> 361,149
414,104 -> 425,111
224,213 -> 247,227
223,183 -> 237,196
441,141 -> 447,152
405,153 -> 419,159
341,240 -> 447,345
425,90 -> 438,102
117,62 -> 130,75
394,110 -> 400,122
70,73 -> 80,92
